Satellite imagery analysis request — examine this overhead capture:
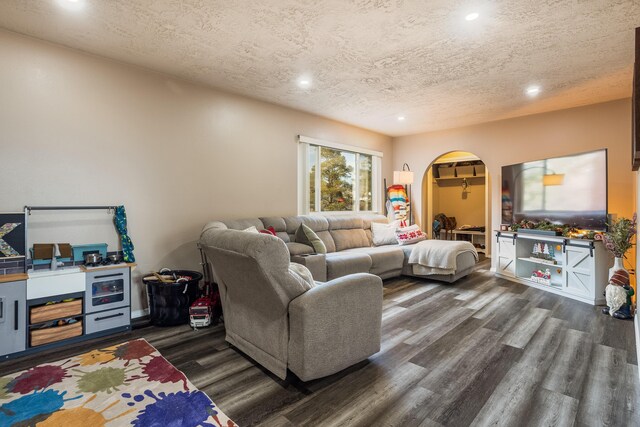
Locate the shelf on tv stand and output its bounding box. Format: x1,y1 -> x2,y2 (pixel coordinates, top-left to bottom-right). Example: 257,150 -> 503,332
517,257 -> 563,268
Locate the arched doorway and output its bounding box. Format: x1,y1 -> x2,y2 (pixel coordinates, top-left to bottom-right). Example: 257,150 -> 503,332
422,151 -> 490,257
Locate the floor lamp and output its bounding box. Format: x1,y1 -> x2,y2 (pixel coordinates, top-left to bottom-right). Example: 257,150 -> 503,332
393,163 -> 414,225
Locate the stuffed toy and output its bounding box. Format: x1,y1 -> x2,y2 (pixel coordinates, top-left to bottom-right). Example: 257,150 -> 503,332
602,269 -> 634,320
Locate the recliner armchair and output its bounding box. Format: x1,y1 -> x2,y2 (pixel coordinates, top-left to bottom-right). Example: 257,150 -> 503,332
199,225 -> 383,381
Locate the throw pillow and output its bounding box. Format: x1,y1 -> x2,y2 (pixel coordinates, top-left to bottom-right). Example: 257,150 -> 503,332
260,226 -> 277,236
371,220 -> 401,246
242,226 -> 260,233
395,224 -> 427,245
295,224 -> 327,254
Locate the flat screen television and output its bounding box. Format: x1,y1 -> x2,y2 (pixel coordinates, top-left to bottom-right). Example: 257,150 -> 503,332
501,149 -> 608,230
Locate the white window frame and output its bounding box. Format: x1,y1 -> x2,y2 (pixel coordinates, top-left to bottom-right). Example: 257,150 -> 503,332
298,135 -> 383,215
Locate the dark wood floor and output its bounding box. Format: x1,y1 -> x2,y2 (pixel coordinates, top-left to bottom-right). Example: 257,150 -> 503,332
2,259 -> 639,426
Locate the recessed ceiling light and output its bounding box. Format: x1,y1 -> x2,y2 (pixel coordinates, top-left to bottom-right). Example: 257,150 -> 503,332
397,116 -> 406,121
57,0 -> 84,9
297,77 -> 311,88
526,85 -> 541,97
465,12 -> 479,21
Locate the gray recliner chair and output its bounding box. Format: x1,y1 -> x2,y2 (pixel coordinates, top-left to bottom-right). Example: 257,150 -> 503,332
199,225 -> 383,382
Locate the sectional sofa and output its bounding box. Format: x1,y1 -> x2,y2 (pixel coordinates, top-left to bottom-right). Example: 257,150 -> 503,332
201,214 -> 477,283
199,213 -> 478,381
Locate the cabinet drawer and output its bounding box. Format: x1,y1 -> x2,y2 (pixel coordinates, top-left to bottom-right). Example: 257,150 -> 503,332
30,299 -> 83,324
86,307 -> 130,334
30,321 -> 82,347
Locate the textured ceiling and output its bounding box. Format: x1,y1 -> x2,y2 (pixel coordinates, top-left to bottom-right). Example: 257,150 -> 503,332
0,0 -> 639,136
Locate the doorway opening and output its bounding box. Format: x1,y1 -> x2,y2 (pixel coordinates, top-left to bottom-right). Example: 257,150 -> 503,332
423,151 -> 489,256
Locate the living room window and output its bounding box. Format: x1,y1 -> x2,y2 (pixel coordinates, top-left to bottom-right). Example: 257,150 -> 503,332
298,136 -> 382,214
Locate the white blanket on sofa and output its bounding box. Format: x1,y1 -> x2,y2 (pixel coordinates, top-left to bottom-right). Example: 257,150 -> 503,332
408,240 -> 478,275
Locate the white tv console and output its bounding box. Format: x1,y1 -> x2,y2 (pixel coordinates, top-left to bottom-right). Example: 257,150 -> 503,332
495,231 -> 612,305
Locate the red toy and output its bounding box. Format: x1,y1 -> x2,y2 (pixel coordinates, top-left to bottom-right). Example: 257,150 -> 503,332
190,296 -> 214,329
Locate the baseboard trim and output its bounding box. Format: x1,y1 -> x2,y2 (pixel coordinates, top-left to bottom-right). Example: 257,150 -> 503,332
131,308 -> 150,319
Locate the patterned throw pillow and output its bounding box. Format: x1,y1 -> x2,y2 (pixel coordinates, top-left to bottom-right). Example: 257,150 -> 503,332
295,224 -> 327,254
371,220 -> 401,246
395,224 -> 427,245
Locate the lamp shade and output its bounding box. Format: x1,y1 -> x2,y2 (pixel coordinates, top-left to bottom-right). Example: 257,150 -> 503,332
393,170 -> 414,185
542,173 -> 564,186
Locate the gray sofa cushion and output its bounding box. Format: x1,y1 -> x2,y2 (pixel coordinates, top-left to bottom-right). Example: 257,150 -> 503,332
343,245 -> 405,276
286,242 -> 315,256
284,215 -> 330,233
360,214 -> 388,230
325,252 -> 372,280
331,229 -> 370,252
202,220 -> 227,234
327,216 -> 364,230
315,231 -> 337,253
260,216 -> 290,242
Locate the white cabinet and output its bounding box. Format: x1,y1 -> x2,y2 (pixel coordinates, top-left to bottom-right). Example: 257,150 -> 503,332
497,235 -> 516,278
495,231 -> 610,305
564,245 -> 594,298
0,280 -> 26,357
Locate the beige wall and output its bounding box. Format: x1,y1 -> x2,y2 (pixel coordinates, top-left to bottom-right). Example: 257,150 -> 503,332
393,99 -> 636,269
0,30 -> 393,313
432,180 -> 486,228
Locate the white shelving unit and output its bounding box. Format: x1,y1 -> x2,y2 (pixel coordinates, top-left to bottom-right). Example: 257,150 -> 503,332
442,229 -> 486,254
495,231 -> 612,305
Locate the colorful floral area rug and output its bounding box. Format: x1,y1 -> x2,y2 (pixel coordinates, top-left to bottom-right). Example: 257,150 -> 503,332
0,338 -> 236,427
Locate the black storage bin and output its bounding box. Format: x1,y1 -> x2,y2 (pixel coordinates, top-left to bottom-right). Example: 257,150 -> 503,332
143,270 -> 202,326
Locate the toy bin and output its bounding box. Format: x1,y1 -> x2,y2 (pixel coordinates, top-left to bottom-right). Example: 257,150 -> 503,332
143,270 -> 201,326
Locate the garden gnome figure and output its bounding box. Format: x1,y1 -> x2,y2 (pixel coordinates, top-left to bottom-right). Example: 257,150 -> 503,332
602,269 -> 635,319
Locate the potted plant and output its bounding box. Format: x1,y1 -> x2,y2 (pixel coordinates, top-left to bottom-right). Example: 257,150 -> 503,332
602,214 -> 637,278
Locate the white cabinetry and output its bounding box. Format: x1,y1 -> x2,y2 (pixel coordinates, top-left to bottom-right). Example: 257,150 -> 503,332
495,231 -> 611,305
497,235 -> 516,278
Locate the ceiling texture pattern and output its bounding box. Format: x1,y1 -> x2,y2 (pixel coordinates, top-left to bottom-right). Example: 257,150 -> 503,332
0,0 -> 639,136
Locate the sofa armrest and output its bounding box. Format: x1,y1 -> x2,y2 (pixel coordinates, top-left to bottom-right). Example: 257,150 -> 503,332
288,273 -> 383,381
291,253 -> 327,282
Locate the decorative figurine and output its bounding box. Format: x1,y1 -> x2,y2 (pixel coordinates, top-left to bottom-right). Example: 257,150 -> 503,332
602,269 -> 635,320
